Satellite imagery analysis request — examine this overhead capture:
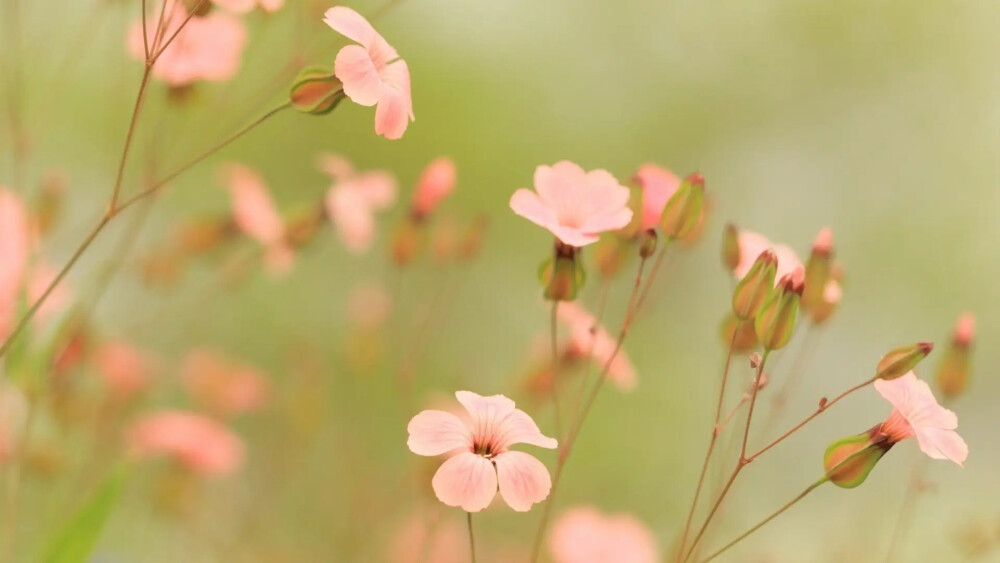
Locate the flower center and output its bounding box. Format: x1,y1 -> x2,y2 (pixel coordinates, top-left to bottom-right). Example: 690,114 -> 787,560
879,409 -> 915,443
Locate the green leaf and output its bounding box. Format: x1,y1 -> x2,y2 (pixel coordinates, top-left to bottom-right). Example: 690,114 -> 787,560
44,464 -> 129,563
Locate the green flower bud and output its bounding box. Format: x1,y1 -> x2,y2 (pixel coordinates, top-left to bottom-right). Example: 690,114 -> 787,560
937,313 -> 974,399
660,172 -> 704,240
876,342 -> 933,380
540,242 -> 585,301
290,67 -> 345,115
802,228 -> 833,311
731,250 -> 778,320
823,427 -> 892,488
721,222 -> 740,272
719,312 -> 758,353
638,228 -> 657,258
754,270 -> 804,351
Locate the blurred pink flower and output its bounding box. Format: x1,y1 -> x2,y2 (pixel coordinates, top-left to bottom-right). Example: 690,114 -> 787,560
874,372 -> 968,466
407,391 -> 557,512
391,511 -> 465,563
320,153 -> 397,253
549,506 -> 659,563
95,340 -> 157,399
27,263 -> 72,327
324,6 -> 414,139
633,164 -> 680,231
510,161 -> 632,247
732,229 -> 802,282
412,157 -> 456,217
211,0 -> 283,13
127,4 -> 247,86
182,349 -> 270,418
128,410 -> 244,476
221,163 -> 294,274
558,302 -> 636,391
954,312 -> 975,346
0,189 -> 30,338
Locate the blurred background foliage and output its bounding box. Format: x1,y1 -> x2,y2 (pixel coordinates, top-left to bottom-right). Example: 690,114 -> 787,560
1,0 -> 998,561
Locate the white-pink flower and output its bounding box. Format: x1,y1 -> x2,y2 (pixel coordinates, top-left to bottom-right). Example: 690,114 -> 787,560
549,506 -> 659,563
320,153 -> 397,253
407,391 -> 557,512
633,164 -> 680,231
128,410 -> 245,476
874,372 -> 968,466
732,229 -> 802,283
558,302 -> 636,391
324,6 -> 414,140
510,161 -> 632,247
221,163 -> 294,274
412,157 -> 456,217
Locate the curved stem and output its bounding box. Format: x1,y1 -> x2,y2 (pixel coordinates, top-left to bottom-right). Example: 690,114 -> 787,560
466,512 -> 477,563
109,66 -> 152,211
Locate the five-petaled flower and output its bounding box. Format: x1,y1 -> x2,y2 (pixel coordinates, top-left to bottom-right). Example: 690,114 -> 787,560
509,161 -> 633,247
325,6 -> 414,139
407,391 -> 557,512
874,371 -> 968,466
221,164 -> 294,274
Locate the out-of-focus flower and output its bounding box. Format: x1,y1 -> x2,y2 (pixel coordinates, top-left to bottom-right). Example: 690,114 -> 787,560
182,349 -> 270,418
211,0 -> 283,13
27,263 -> 72,327
0,381 -> 28,462
549,506 -> 659,563
0,188 -> 30,338
95,340 -> 157,399
127,4 -> 247,86
324,7 -> 414,139
633,164 -> 680,231
407,391 -> 557,512
874,372 -> 968,466
937,312 -> 975,398
732,229 -> 801,283
128,410 -> 244,476
390,510 -> 465,563
348,283 -> 392,331
320,153 -> 397,253
510,161 -> 632,247
221,163 -> 294,274
412,157 -> 456,218
558,302 -> 636,391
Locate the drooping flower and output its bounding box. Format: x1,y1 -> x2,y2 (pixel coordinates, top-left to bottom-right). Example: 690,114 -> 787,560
324,6 -> 414,139
558,302 -> 636,391
127,3 -> 247,86
181,349 -> 270,418
320,153 -> 397,253
407,391 -> 557,512
221,163 -> 294,274
128,410 -> 244,476
873,372 -> 968,466
510,161 -> 632,247
549,506 -> 659,563
732,229 -> 802,283
633,164 -> 680,231
412,157 -> 456,217
211,0 -> 283,13
95,340 -> 157,399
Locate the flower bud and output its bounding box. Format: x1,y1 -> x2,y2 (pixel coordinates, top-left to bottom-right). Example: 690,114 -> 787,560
719,313 -> 758,353
290,67 -> 345,115
176,219 -> 232,254
540,242 -> 585,301
458,214 -> 488,262
731,250 -> 778,320
659,172 -> 704,239
721,222 -> 740,272
802,227 -> 833,311
936,313 -> 975,399
823,428 -> 892,488
35,170 -> 67,236
876,342 -> 933,380
638,228 -> 657,258
754,268 -> 804,351
392,215 -> 424,267
678,193 -> 711,246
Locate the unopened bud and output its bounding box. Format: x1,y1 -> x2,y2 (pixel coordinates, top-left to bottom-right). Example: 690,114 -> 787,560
290,67 -> 345,115
732,250 -> 778,320
876,342 -> 933,380
936,313 -> 975,399
721,222 -> 740,271
802,227 -> 833,311
458,214 -> 488,262
720,313 -> 758,353
823,428 -> 892,488
754,269 -> 804,351
176,219 -> 232,254
659,172 -> 704,239
809,279 -> 842,325
678,193 -> 711,246
540,242 -> 585,301
638,229 -> 657,258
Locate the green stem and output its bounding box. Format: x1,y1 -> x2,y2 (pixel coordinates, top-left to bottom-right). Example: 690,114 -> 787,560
466,512 -> 477,563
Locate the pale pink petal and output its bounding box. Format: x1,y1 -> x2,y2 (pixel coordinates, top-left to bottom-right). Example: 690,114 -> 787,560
916,427 -> 969,466
407,410 -> 473,456
431,451 -> 497,512
509,189 -> 558,232
221,163 -> 285,246
876,372 -> 968,466
211,0 -> 255,13
374,61 -> 413,140
773,243 -> 803,281
0,189 -> 30,307
335,44 -> 383,107
323,6 -> 396,59
355,171 -> 398,208
455,391 -> 516,435
494,451 -> 552,512
326,187 -> 377,253
533,161 -> 585,210
128,410 -> 244,476
413,157 -> 456,216
635,164 -> 680,230
317,153 -> 355,181
733,230 -> 773,279
547,225 -> 600,248
494,409 -> 558,451
550,507 -> 659,563
577,206 -> 632,235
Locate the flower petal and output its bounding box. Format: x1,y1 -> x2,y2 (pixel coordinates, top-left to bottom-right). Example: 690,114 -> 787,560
335,44 -> 382,107
407,410 -> 472,456
548,225 -> 599,247
431,452 -> 497,512
374,61 -> 413,140
915,427 -> 968,466
494,409 -> 557,451
323,7 -> 394,56
509,189 -> 558,231
455,391 -> 516,434
495,451 -> 552,512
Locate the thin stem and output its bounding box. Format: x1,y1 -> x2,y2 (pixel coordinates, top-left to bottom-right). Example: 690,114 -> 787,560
141,0 -> 150,59
571,277 -> 610,422
109,66 -> 153,210
762,322 -> 821,434
466,512 -> 477,563
699,477 -> 828,563
676,330 -> 739,561
151,0 -> 208,62
550,301 -> 563,438
739,351 -> 769,459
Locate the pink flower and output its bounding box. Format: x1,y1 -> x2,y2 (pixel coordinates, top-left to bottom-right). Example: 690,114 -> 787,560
211,0 -> 283,13
509,161 -> 632,247
558,302 -> 636,391
407,391 -> 557,512
954,312 -> 975,346
221,163 -> 294,274
320,154 -> 397,253
95,340 -> 157,399
127,4 -> 247,86
412,157 -> 456,217
633,164 -> 680,231
324,7 -> 414,139
874,372 -> 968,466
128,410 -> 244,476
27,263 -> 72,327
732,229 -> 802,282
181,349 -> 270,418
0,189 -> 30,337
549,506 -> 659,563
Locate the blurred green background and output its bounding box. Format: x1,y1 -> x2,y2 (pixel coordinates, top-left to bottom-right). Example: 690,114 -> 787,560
2,0 -> 998,561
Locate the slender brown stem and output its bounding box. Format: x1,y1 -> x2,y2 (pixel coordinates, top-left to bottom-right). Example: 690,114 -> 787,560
109,66 -> 153,210
570,278 -> 611,422
141,0 -> 150,59
550,301 -> 563,438
761,322 -> 821,434
466,512 -> 477,563
676,330 -> 739,561
151,0 -> 208,61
